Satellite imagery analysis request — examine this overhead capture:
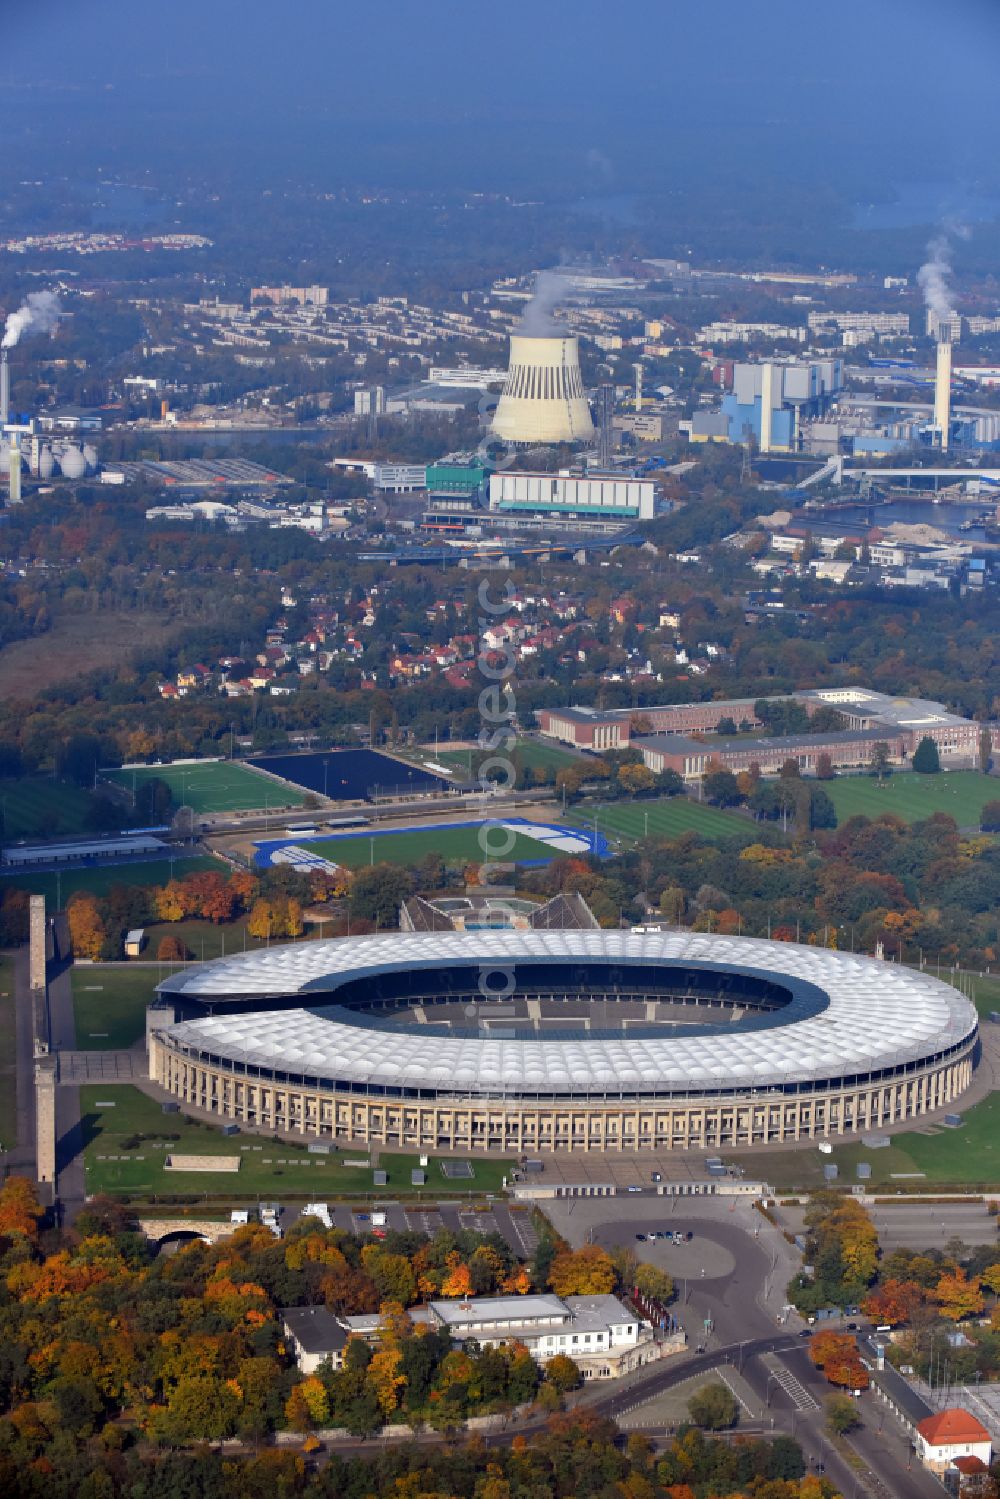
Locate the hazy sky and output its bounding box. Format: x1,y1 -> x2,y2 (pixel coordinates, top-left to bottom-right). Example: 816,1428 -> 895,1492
8,0 -> 1000,198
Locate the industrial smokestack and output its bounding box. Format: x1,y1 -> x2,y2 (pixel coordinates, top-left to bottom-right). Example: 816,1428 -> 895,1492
0,351 -> 8,427
935,331 -> 952,451
759,363 -> 777,454
8,433 -> 21,502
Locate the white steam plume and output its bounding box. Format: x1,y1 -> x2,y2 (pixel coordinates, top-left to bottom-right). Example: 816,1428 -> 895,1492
2,290 -> 64,350
519,269 -> 573,338
917,225 -> 969,329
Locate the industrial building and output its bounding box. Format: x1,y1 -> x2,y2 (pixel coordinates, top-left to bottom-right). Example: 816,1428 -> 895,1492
148,929 -> 977,1154
688,359 -> 844,451
488,471 -> 654,530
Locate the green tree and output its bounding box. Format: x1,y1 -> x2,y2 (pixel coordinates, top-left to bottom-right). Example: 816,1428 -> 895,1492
981,799 -> 1000,832
348,863 -> 413,927
701,767 -> 742,806
870,741 -> 891,782
826,1393 -> 861,1435
687,1382 -> 738,1429
912,736 -> 941,774
635,1263 -> 674,1304
980,728 -> 993,774
544,1354 -> 582,1393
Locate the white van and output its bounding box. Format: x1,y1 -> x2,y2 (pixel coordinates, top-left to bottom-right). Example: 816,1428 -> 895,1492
302,1202 -> 333,1229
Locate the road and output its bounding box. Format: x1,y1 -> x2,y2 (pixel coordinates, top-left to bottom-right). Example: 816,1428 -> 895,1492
543,1197 -> 943,1498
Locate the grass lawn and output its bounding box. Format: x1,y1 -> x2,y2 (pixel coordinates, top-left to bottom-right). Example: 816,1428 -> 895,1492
825,770 -> 996,829
310,823 -> 562,870
569,795 -> 754,847
80,1085 -> 512,1201
141,916 -> 268,964
71,966 -> 180,1050
0,856 -> 224,908
105,762 -> 305,815
0,777 -> 97,839
0,956 -> 16,1152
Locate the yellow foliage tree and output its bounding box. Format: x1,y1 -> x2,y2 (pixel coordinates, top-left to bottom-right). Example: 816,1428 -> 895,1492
981,1263 -> 1000,1296
933,1268 -> 986,1322
154,881 -> 187,923
66,893 -> 107,961
247,899 -> 274,941
367,1346 -> 405,1414
548,1245 -> 616,1297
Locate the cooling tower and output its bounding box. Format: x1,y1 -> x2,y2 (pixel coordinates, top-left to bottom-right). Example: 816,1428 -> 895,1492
492,334 -> 595,444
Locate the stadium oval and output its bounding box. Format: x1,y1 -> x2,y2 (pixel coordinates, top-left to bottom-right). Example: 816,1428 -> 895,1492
150,931 -> 978,1154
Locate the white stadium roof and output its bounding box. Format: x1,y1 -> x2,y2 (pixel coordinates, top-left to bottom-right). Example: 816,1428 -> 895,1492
156,930 -> 977,1100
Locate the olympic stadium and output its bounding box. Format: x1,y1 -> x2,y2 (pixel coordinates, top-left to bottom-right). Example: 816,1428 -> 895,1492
148,931 -> 979,1154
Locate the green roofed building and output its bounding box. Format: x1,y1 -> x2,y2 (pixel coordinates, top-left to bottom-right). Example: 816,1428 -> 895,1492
425,461 -> 491,495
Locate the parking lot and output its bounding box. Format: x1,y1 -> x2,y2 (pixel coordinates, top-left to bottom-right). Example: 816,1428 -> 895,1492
770,1198 -> 998,1251
282,1199 -> 539,1261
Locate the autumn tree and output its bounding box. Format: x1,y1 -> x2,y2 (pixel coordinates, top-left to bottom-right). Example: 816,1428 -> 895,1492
933,1267 -> 985,1322
157,934 -> 191,962
861,1279 -> 925,1327
548,1245 -> 616,1297
0,1176 -> 43,1240
544,1354 -> 582,1392
67,892 -> 108,961
635,1264 -> 674,1305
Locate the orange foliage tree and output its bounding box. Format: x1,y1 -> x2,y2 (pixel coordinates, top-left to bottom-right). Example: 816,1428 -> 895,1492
0,1176 -> 43,1240
861,1279 -> 925,1327
66,892 -> 108,960
933,1268 -> 986,1322
548,1245 -> 616,1297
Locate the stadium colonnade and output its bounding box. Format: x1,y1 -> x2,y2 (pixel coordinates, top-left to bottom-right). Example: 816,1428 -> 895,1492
148,930 -> 978,1155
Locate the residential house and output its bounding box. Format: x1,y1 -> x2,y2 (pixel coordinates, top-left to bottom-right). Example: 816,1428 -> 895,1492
915,1409 -> 992,1476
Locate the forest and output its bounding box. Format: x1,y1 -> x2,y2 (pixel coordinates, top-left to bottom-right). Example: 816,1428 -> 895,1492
0,1177 -> 838,1498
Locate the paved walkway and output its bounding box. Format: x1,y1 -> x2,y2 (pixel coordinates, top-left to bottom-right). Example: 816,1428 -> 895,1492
59,1048 -> 147,1082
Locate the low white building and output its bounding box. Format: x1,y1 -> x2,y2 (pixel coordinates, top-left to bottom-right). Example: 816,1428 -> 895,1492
915,1409 -> 992,1476
341,1292 -> 665,1380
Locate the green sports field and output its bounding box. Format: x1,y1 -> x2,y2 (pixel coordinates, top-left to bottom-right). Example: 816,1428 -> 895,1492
0,856 -> 223,907
310,822 -> 564,870
569,795 -> 754,846
825,770 -> 995,828
0,777 -> 97,839
105,761 -> 304,815
80,1085 -> 511,1201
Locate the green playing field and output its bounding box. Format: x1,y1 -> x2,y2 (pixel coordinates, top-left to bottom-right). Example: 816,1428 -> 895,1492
0,856 -> 222,906
309,822 -> 562,870
824,770 -> 995,828
106,761 -> 304,814
568,796 -> 753,846
0,777 -> 97,838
